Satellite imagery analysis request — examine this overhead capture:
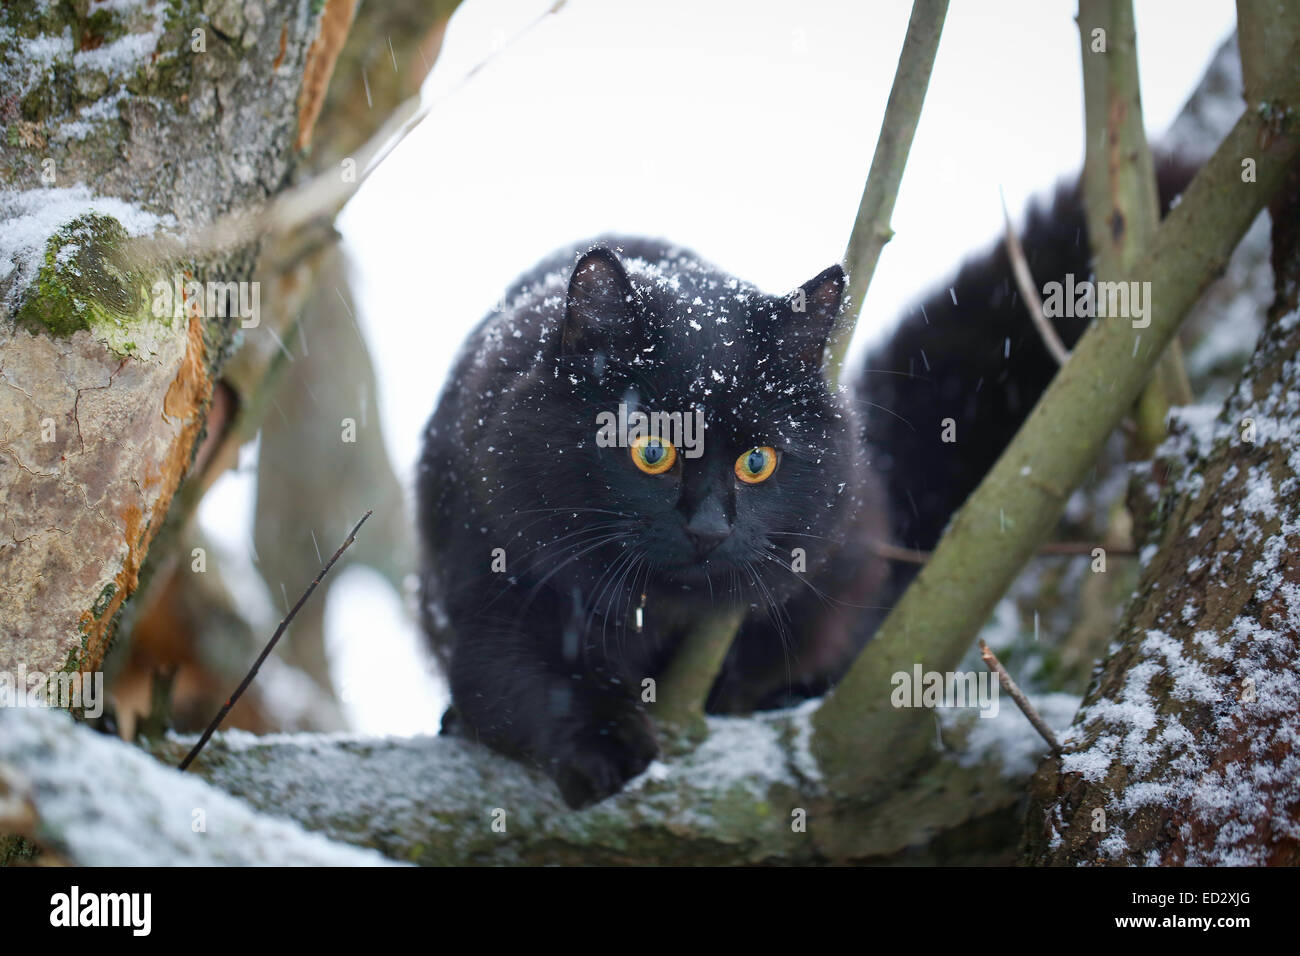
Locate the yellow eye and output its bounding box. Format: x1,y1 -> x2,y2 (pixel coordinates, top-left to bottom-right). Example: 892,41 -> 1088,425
630,435 -> 677,475
735,446 -> 777,484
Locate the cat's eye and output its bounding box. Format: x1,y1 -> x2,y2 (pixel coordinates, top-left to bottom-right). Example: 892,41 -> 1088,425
630,435 -> 677,475
735,446 -> 778,484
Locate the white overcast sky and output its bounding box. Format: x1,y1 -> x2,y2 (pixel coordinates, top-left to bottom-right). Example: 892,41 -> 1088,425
204,0 -> 1239,734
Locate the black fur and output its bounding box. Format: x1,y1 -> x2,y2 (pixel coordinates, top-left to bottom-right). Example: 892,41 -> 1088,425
418,238 -> 885,807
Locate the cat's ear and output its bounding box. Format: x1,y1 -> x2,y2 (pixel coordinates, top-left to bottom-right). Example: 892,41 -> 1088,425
562,248 -> 639,355
782,264 -> 845,370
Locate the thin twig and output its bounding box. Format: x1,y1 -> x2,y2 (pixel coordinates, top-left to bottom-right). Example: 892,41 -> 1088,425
178,510 -> 373,771
978,639 -> 1061,753
869,541 -> 932,564
1000,188 -> 1070,366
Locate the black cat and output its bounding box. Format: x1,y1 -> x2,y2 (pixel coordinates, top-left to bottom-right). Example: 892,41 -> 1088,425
417,238 -> 887,807
418,160 -> 1196,809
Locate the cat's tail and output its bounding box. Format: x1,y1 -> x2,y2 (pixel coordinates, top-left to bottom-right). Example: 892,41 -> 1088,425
853,154 -> 1199,568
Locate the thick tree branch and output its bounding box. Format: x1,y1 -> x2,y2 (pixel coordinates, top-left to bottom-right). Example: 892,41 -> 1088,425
1,692 -> 1073,865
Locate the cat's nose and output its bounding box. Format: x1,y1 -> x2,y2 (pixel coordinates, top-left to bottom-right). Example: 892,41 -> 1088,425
687,526 -> 730,556
685,507 -> 731,556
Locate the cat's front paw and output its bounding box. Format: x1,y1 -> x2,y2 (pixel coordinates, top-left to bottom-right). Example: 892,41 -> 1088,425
549,708 -> 658,809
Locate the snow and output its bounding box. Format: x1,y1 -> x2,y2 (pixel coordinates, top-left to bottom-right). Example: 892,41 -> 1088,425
71,21 -> 163,76
681,713 -> 795,794
0,707 -> 401,866
1055,322 -> 1300,864
786,697 -> 823,785
0,1 -> 169,151
52,88 -> 133,142
89,0 -> 153,14
18,29 -> 73,67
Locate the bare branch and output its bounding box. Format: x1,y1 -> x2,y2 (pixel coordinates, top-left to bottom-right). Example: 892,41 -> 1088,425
1000,189 -> 1070,366
979,639 -> 1061,753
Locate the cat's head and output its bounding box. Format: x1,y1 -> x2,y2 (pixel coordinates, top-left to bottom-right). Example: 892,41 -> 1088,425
502,243 -> 866,608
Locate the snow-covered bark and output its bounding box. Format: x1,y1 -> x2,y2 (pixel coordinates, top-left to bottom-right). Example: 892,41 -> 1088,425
0,707 -> 396,865
1024,157 -> 1300,865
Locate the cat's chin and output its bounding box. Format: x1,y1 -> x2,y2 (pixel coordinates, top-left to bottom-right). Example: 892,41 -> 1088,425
655,559 -> 749,594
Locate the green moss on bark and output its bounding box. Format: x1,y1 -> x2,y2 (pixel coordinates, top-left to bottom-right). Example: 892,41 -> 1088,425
12,213 -> 174,356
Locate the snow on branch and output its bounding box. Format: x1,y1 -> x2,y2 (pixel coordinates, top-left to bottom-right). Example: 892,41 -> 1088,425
1,693 -> 1076,865
0,708 -> 395,866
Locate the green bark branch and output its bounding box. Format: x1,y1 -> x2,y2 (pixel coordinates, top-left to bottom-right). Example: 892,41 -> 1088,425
826,0 -> 949,383
1079,0 -> 1160,280
812,51 -> 1300,798
1079,0 -> 1188,457
653,606 -> 746,748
